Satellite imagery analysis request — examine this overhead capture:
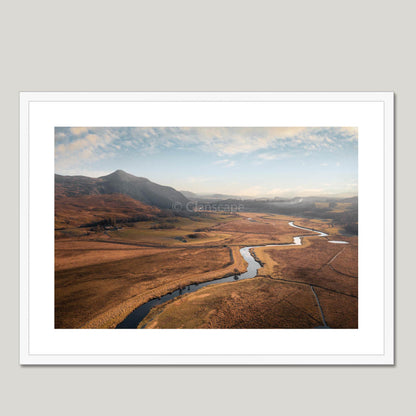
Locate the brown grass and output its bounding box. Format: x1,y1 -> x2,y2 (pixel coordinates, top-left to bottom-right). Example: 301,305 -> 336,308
55,205 -> 357,329
212,214 -> 317,245
139,231 -> 358,329
55,193 -> 159,229
55,240 -> 171,271
255,236 -> 358,297
139,277 -> 323,329
55,245 -> 248,329
329,238 -> 358,277
313,287 -> 358,328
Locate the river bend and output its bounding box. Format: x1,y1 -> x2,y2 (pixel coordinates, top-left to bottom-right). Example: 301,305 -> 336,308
116,221 -> 347,328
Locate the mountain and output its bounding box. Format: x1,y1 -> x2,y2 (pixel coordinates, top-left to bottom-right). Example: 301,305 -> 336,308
179,191 -> 249,200
179,190 -> 199,199
55,170 -> 189,209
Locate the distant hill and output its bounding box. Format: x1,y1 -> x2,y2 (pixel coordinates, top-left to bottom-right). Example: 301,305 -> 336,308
56,169 -> 188,209
179,191 -> 248,200
179,191 -> 358,202
338,196 -> 358,204
179,190 -> 199,199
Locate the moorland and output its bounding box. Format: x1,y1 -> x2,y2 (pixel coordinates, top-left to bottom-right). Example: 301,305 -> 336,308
55,170 -> 358,329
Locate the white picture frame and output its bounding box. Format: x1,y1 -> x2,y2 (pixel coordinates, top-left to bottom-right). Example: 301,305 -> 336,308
20,92 -> 394,365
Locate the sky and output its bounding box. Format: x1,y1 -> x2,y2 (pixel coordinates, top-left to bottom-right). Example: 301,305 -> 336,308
55,127 -> 358,197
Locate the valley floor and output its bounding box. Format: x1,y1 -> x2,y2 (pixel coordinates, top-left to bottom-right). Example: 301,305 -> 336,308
55,212 -> 358,329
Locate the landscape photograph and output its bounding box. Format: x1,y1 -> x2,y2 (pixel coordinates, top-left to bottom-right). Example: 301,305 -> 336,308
55,127 -> 358,329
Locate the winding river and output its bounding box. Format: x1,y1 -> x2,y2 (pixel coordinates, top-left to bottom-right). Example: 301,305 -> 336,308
116,221 -> 348,328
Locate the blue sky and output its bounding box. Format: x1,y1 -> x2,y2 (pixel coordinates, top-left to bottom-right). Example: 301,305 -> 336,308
55,127 -> 358,197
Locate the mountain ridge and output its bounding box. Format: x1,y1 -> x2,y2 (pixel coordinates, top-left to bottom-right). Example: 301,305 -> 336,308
55,169 -> 188,209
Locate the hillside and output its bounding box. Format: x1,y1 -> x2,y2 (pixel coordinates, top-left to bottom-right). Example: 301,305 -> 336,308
55,193 -> 161,229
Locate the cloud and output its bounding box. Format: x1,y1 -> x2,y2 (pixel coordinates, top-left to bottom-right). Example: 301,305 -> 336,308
213,159 -> 236,167
70,127 -> 89,135
257,151 -> 294,161
55,134 -> 110,159
55,127 -> 122,172
55,126 -> 358,172
103,127 -> 357,157
171,127 -> 356,156
57,126 -> 358,157
258,153 -> 279,161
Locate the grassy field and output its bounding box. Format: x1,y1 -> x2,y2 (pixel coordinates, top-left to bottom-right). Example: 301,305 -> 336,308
55,245 -> 247,328
55,240 -> 167,271
255,236 -> 358,297
107,215 -> 235,246
139,277 -> 325,328
105,212 -> 333,247
133,215 -> 358,329
55,208 -> 358,329
138,235 -> 358,329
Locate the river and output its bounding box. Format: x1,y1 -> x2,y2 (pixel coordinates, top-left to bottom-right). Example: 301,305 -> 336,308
115,220 -> 348,328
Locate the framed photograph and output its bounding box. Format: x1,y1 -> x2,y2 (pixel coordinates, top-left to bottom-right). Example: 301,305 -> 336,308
20,92 -> 394,365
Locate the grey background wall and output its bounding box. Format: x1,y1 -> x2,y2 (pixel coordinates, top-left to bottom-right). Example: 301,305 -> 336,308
1,1 -> 413,415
